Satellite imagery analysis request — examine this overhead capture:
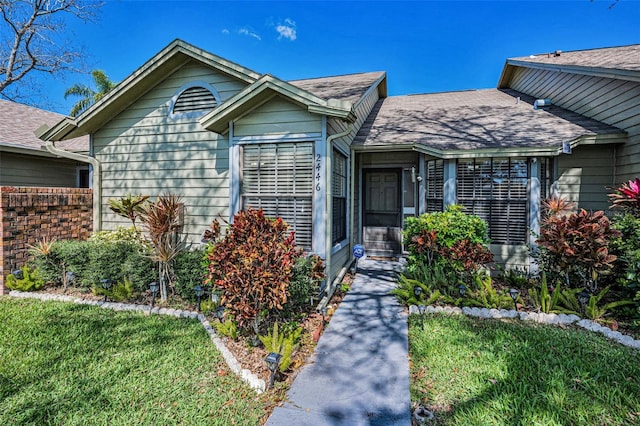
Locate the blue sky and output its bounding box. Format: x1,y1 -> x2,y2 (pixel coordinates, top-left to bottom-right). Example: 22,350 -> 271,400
38,0 -> 640,115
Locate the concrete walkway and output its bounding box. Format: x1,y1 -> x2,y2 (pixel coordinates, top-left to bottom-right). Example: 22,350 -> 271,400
266,259 -> 411,426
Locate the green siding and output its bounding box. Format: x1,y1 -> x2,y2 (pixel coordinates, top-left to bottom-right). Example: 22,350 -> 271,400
508,66 -> 640,184
555,145 -> 615,211
94,60 -> 245,241
233,96 -> 322,137
0,152 -> 81,187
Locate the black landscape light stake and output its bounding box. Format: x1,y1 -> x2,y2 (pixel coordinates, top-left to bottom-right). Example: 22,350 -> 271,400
194,285 -> 205,312
320,306 -> 328,325
11,269 -> 23,280
413,285 -> 423,302
265,352 -> 282,390
458,284 -> 467,298
100,278 -> 113,302
509,288 -> 519,311
215,306 -> 225,322
211,289 -> 221,306
578,290 -> 590,316
149,281 -> 159,308
418,304 -> 426,330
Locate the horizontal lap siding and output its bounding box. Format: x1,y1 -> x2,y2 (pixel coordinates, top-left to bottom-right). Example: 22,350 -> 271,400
509,67 -> 640,184
556,145 -> 615,211
234,97 -> 322,137
94,61 -> 246,242
0,153 -> 80,187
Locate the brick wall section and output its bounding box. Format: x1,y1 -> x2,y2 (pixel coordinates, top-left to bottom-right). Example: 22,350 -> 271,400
0,187 -> 93,294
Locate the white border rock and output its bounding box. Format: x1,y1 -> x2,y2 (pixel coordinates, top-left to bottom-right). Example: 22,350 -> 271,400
411,304 -> 640,350
8,290 -> 266,392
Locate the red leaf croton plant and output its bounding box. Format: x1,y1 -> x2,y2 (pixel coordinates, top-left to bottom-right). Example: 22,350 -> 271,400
609,177 -> 640,216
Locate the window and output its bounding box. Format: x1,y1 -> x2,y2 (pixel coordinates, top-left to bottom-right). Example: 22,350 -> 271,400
457,158 -> 529,244
426,159 -> 444,212
169,83 -> 220,118
332,149 -> 347,244
242,142 -> 314,250
77,166 -> 90,188
540,157 -> 552,200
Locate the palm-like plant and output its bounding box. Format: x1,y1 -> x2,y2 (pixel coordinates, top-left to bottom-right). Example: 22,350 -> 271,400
64,70 -> 117,117
108,194 -> 150,230
142,194 -> 185,302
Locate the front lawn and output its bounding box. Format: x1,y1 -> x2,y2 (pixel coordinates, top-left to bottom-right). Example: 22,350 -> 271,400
0,297 -> 263,425
410,313 -> 640,425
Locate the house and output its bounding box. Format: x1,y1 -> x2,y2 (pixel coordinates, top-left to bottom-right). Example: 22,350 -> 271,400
36,40 -> 639,290
0,100 -> 90,187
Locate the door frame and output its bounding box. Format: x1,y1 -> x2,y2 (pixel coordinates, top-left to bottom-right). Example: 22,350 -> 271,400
361,168 -> 403,256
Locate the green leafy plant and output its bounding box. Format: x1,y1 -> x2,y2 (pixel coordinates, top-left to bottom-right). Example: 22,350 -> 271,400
466,274 -> 514,309
92,277 -> 136,302
206,209 -> 319,337
536,204 -> 620,292
5,266 -> 45,291
391,274 -> 441,307
500,267 -> 532,289
108,194 -> 150,230
258,321 -> 302,372
584,286 -> 636,324
281,254 -> 325,317
173,249 -> 207,301
214,319 -> 238,340
529,274 -> 578,315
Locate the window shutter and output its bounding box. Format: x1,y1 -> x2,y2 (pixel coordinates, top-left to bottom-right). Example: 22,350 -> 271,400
426,159 -> 444,212
242,142 -> 314,250
457,158 -> 529,244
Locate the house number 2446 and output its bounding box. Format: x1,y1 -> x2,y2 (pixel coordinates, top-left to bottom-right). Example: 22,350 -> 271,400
315,154 -> 322,191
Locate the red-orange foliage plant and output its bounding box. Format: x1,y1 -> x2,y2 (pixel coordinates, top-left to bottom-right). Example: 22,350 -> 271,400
206,209 -> 310,336
536,208 -> 620,292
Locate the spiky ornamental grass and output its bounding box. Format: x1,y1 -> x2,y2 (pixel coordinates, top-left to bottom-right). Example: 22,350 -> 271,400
0,298 -> 262,426
410,313 -> 640,425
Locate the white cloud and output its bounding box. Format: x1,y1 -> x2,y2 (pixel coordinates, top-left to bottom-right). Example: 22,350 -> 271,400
222,28 -> 230,35
238,27 -> 261,41
276,18 -> 296,41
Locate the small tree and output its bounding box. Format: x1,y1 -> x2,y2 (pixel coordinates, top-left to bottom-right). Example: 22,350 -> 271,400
142,194 -> 185,302
206,209 -> 311,337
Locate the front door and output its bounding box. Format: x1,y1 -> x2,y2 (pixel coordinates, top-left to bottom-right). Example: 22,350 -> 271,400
363,169 -> 402,256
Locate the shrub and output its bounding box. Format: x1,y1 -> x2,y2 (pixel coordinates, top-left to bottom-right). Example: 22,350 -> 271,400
174,249 -> 207,301
5,266 -> 45,291
206,209 -> 317,337
107,194 -> 150,229
92,277 -> 136,302
612,213 -> 640,292
280,255 -> 325,317
258,321 -> 302,373
609,178 -> 640,216
536,203 -> 620,292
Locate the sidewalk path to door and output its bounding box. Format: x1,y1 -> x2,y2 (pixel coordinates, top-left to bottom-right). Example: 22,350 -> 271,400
266,259 -> 411,426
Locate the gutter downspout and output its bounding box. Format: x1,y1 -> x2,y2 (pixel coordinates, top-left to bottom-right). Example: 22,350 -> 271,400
45,140 -> 102,231
322,124 -> 353,307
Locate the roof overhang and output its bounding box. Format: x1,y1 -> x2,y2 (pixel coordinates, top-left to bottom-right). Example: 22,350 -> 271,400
498,59 -> 640,88
353,131 -> 627,159
38,39 -> 262,142
0,142 -> 88,159
200,74 -> 356,134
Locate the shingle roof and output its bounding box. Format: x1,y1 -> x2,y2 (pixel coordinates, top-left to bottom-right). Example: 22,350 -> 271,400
354,88 -> 624,152
289,71 -> 385,104
509,44 -> 640,72
0,100 -> 88,153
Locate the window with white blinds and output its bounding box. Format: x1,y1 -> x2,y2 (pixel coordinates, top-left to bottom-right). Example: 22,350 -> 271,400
332,149 -> 347,244
242,142 -> 314,250
426,159 -> 444,213
457,158 -> 529,244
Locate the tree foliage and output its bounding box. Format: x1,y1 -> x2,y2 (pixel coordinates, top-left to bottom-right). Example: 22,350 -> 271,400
64,69 -> 116,116
0,0 -> 103,101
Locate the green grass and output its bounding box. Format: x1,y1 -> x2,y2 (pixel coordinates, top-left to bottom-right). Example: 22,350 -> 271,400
410,313 -> 640,425
0,297 -> 263,425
